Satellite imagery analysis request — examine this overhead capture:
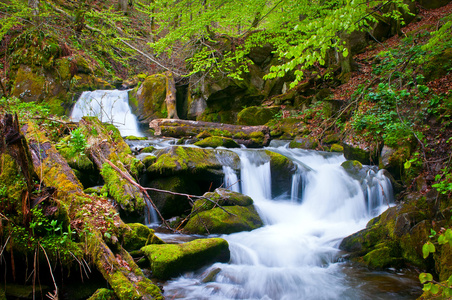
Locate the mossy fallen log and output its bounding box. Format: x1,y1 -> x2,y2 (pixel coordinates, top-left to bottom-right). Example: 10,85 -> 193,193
19,117 -> 163,300
149,118 -> 271,147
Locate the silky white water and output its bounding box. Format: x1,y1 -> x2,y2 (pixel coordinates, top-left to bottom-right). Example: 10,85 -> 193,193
70,90 -> 143,137
163,147 -> 399,299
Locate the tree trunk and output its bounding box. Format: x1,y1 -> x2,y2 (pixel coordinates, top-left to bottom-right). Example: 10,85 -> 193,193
149,119 -> 271,147
22,119 -> 163,300
165,71 -> 179,119
28,0 -> 39,16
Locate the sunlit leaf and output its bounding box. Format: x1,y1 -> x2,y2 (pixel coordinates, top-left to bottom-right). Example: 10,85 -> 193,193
419,273 -> 433,284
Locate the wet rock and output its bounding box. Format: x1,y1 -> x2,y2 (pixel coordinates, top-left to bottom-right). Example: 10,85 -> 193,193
184,189 -> 263,234
289,136 -> 318,150
122,223 -> 164,251
194,136 -> 240,148
141,238 -> 230,279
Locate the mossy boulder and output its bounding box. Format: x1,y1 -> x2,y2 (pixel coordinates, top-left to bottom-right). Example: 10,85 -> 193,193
194,136 -> 240,148
289,136 -> 318,150
265,150 -> 298,198
340,191 -> 438,270
147,146 -> 240,178
184,205 -> 263,234
129,74 -> 167,122
343,142 -> 378,165
330,144 -> 344,152
237,106 -> 279,126
341,160 -> 365,180
192,188 -> 254,212
268,118 -> 304,139
418,0 -> 452,9
184,188 -> 263,234
379,145 -> 410,179
122,223 -> 164,251
141,238 -> 230,279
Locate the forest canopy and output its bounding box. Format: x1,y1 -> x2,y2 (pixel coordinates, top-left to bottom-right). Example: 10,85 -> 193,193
143,0 -> 413,85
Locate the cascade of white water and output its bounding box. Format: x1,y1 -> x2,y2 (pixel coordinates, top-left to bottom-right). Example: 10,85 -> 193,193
163,147 -> 401,299
222,166 -> 240,193
70,90 -> 143,137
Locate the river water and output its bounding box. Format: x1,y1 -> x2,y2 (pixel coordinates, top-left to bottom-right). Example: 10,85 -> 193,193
71,90 -> 421,299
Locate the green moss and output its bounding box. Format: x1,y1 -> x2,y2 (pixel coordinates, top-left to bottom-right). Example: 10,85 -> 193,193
122,223 -> 164,251
110,272 -> 140,300
124,136 -> 147,141
330,144 -> 344,152
362,242 -> 403,269
141,146 -> 155,153
142,155 -> 156,168
141,238 -> 229,279
193,188 -> 253,212
184,205 -> 263,234
87,288 -> 116,300
289,136 -> 318,149
194,136 -> 240,148
237,106 -> 279,125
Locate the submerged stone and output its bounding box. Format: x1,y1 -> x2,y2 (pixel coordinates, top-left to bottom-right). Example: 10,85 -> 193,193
141,238 -> 230,279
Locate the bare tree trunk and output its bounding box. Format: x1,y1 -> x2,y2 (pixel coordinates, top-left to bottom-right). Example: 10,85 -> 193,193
28,0 -> 39,15
165,71 -> 179,119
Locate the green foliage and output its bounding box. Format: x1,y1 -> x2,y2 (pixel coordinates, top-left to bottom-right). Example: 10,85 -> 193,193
420,226 -> 452,298
68,128 -> 88,156
422,14 -> 452,55
0,96 -> 50,120
146,0 -> 411,85
432,167 -> 452,195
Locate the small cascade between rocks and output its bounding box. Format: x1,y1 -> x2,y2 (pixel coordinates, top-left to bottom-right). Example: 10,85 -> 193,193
160,146 -> 417,300
70,89 -> 143,137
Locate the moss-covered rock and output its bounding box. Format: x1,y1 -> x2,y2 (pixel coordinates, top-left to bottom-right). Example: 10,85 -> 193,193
122,223 -> 164,251
147,146 -> 239,177
340,191 -> 438,270
129,74 -> 167,122
184,205 -> 263,234
343,142 -> 378,165
265,150 -> 297,198
194,136 -> 240,148
341,160 -> 364,179
237,106 -> 279,126
141,238 -> 230,279
379,145 -> 410,179
192,188 -> 254,212
330,144 -> 344,152
289,136 -> 318,149
268,118 -> 305,139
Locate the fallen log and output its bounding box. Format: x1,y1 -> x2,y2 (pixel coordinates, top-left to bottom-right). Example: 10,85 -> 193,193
21,119 -> 163,300
149,119 -> 271,147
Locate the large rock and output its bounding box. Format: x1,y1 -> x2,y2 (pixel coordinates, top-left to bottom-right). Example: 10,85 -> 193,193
265,150 -> 298,198
194,136 -> 240,148
340,191 -> 439,270
237,106 -> 279,126
183,188 -> 263,234
128,74 -> 167,122
141,238 -> 230,279
343,142 -> 379,165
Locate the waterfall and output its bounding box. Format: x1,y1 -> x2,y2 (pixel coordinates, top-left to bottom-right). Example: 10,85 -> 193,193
163,147 -> 410,299
70,90 -> 143,137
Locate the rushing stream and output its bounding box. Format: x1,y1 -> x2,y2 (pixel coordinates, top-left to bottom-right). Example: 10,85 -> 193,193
159,147 -> 419,299
71,90 -> 421,299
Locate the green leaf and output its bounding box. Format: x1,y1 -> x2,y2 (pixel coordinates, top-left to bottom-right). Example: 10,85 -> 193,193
343,48 -> 349,58
419,273 -> 433,284
448,274 -> 452,286
404,160 -> 411,169
423,282 -> 432,292
438,234 -> 447,245
431,284 -> 440,294
429,242 -> 436,253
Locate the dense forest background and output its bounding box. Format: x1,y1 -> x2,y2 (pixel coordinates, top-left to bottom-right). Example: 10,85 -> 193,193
1,0 -> 452,299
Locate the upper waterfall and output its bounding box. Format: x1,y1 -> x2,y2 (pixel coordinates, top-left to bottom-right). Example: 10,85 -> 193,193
70,90 -> 143,137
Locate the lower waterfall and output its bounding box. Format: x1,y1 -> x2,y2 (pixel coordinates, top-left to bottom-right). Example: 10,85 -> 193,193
70,90 -> 143,137
161,147 -> 417,299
